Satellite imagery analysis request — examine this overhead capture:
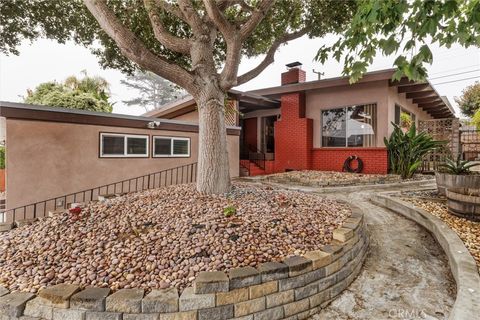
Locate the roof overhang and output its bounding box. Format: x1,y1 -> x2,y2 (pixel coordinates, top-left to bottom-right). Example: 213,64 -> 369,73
0,101 -> 241,135
388,79 -> 455,118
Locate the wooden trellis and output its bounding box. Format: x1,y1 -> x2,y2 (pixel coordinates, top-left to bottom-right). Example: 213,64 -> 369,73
418,118 -> 460,172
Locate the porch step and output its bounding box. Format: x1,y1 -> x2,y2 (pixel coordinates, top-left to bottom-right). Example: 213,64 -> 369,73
239,160 -> 267,176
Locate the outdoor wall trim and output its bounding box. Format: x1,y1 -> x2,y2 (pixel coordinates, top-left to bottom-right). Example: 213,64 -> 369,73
371,193 -> 480,320
311,147 -> 387,151
0,205 -> 369,320
0,102 -> 241,136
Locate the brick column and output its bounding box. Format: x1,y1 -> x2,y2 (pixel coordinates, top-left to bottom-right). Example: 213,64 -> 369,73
274,92 -> 313,172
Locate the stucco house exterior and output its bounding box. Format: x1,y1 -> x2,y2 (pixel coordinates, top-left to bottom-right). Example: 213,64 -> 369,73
0,66 -> 454,219
148,65 -> 455,176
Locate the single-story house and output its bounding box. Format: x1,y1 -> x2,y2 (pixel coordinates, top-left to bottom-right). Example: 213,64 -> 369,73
0,65 -> 454,219
147,64 -> 455,176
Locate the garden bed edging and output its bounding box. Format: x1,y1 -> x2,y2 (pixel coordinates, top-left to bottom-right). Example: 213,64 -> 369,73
371,193 -> 480,320
0,206 -> 369,320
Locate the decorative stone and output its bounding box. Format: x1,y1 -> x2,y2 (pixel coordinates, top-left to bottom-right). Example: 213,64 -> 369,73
70,287 -> 110,311
304,250 -> 332,270
216,288 -> 249,306
123,314 -> 159,320
48,209 -> 66,217
15,218 -> 38,228
294,282 -> 318,300
106,289 -> 144,313
158,311 -> 198,320
253,305 -> 284,320
283,298 -> 310,317
142,287 -> 179,313
193,271 -> 229,294
249,281 -> 278,299
52,308 -> 86,320
97,194 -> 116,201
38,284 -> 80,308
198,305 -> 233,320
257,262 -> 288,282
283,256 -> 312,277
234,297 -> 265,317
85,311 -> 122,320
265,290 -> 294,308
309,290 -> 330,308
179,287 -> 214,312
228,266 -> 261,289
0,222 -> 13,233
333,227 -> 354,242
278,274 -> 306,291
23,297 -> 53,319
0,292 -> 35,318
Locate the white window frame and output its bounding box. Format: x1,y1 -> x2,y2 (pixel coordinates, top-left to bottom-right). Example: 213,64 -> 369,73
100,133 -> 149,158
153,136 -> 191,158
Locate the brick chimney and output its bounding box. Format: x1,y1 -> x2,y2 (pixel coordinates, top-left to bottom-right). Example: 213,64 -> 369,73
281,62 -> 306,85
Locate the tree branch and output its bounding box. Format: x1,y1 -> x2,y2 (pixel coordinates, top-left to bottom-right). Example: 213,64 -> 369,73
144,0 -> 190,54
237,28 -> 309,85
177,0 -> 204,34
83,0 -> 196,94
202,0 -> 235,36
153,0 -> 185,21
240,0 -> 275,40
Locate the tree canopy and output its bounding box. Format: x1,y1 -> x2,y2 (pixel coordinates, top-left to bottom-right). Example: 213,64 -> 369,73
455,82 -> 480,117
121,71 -> 186,111
25,73 -> 113,113
317,0 -> 480,83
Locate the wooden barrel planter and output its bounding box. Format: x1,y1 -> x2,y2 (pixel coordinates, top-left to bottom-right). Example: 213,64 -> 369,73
435,172 -> 480,196
444,174 -> 480,221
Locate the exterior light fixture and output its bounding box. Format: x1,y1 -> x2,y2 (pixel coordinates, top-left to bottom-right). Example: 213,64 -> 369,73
147,121 -> 161,129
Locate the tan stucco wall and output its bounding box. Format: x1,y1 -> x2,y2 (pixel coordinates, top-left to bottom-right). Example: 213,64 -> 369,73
171,110 -> 199,123
306,80 -> 390,148
387,86 -> 433,134
6,119 -> 239,209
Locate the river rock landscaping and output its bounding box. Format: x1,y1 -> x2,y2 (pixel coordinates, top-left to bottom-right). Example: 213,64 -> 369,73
260,170 -> 430,187
399,190 -> 480,272
0,182 -> 351,294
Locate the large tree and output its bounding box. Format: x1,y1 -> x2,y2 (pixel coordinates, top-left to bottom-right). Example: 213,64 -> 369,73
1,0 -> 356,194
121,70 -> 186,111
455,82 -> 480,117
25,73 -> 113,113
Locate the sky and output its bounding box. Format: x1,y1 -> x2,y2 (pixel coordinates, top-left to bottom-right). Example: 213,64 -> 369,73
0,36 -> 479,117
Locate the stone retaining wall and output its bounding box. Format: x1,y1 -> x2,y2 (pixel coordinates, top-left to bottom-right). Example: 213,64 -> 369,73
0,207 -> 368,320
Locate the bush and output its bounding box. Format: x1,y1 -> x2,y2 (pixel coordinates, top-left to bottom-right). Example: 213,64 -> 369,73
384,123 -> 445,179
0,147 -> 5,169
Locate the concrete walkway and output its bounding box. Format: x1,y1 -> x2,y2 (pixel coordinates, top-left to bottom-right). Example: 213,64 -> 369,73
279,183 -> 456,320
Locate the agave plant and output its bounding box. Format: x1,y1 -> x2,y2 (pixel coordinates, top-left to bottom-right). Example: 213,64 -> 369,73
384,123 -> 445,179
440,155 -> 480,175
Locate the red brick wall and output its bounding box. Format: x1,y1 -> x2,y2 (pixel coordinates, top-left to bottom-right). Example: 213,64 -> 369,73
274,93 -> 313,172
281,68 -> 306,85
243,118 -> 257,149
311,148 -> 388,174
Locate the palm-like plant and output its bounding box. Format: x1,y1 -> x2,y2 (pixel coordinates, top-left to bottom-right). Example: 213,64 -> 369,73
440,155 -> 480,175
384,123 -> 445,179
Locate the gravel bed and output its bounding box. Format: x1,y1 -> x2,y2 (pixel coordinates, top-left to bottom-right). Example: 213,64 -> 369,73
261,170 -> 431,187
399,191 -> 480,272
0,182 -> 351,294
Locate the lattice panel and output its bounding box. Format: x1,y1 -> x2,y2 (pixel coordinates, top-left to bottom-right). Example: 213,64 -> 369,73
418,118 -> 460,172
225,99 -> 238,126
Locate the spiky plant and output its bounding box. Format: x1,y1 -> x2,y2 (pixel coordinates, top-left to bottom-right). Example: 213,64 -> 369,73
384,123 -> 445,179
440,155 -> 480,175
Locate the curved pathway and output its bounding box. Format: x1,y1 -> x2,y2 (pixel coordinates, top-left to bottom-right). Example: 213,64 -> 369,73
263,182 -> 457,320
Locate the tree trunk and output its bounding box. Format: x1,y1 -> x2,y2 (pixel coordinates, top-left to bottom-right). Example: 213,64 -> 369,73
195,87 -> 231,194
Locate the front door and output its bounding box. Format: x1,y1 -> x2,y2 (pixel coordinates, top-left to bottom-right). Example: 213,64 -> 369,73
261,116 -> 276,153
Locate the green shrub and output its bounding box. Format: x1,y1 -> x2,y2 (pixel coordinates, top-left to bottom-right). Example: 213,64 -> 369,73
384,123 -> 445,179
440,155 -> 480,175
223,205 -> 236,217
0,147 -> 5,169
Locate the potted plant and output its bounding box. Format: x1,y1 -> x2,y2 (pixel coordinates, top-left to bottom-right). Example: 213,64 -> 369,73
437,156 -> 480,221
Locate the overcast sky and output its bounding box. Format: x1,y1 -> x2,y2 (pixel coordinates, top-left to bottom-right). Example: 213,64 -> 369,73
0,35 -> 479,117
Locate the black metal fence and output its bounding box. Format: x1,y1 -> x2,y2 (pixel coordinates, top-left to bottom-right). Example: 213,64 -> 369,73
2,163 -> 197,223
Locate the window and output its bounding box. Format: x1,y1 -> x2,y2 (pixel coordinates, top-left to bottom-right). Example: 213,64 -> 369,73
100,133 -> 149,157
322,103 -> 377,147
395,104 -> 416,128
153,136 -> 190,157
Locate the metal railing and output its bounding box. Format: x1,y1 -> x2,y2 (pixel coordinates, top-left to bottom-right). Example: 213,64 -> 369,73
1,162 -> 197,223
